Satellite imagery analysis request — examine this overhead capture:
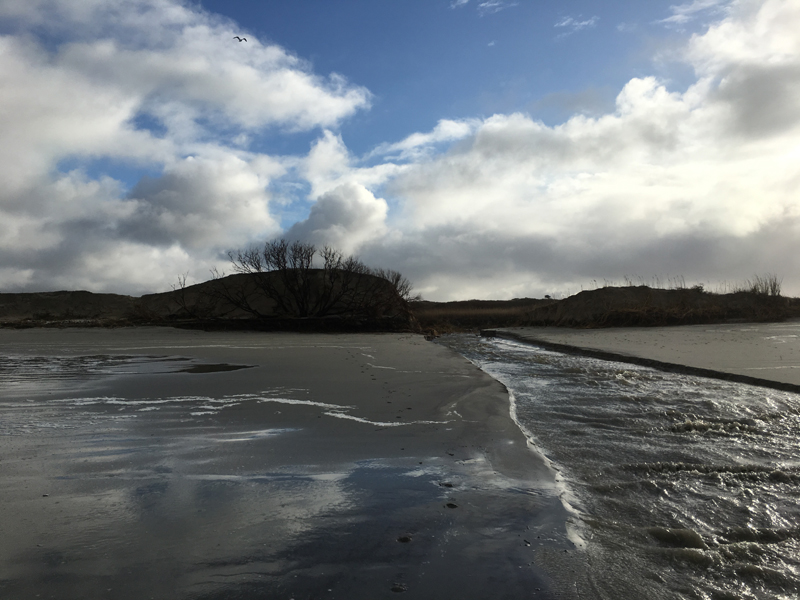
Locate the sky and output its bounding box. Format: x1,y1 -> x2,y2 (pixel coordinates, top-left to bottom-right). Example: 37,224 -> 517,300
0,0 -> 798,300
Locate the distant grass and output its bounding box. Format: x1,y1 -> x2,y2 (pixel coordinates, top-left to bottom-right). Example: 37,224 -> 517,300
576,273 -> 783,297
410,298 -> 553,334
742,273 -> 782,296
411,274 -> 792,333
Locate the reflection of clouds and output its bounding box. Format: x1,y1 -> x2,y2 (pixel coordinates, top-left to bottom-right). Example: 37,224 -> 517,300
182,469 -> 356,552
209,428 -> 300,443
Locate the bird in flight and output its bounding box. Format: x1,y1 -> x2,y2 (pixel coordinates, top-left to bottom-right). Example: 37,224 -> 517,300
233,36 -> 247,42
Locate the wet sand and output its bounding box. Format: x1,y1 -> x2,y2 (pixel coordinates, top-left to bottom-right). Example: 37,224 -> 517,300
0,328 -> 583,599
492,320 -> 800,392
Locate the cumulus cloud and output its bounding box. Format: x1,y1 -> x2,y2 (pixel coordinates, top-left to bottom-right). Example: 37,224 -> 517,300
0,0 -> 369,293
286,183 -> 388,255
349,0 -> 800,299
2,0 -> 798,302
302,130 -> 408,201
121,155 -> 280,250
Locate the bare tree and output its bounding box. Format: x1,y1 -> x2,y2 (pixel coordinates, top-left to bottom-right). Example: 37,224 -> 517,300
218,239 -> 414,319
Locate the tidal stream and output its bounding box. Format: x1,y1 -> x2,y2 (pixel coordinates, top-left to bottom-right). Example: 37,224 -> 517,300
438,334 -> 800,600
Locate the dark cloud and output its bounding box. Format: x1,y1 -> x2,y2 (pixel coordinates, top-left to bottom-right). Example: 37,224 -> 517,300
286,183 -> 387,254
714,63 -> 800,138
356,214 -> 800,300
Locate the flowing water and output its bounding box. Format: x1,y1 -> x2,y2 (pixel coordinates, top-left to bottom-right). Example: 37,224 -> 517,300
437,334 -> 800,600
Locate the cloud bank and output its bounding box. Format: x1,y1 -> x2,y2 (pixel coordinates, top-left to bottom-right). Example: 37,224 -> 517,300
0,0 -> 798,301
304,0 -> 800,300
0,0 -> 368,293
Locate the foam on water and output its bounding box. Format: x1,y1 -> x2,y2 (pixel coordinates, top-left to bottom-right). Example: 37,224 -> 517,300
437,334 -> 800,600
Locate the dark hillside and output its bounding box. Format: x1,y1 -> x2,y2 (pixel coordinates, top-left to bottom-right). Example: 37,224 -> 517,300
0,271 -> 414,331
526,286 -> 799,327
411,286 -> 800,334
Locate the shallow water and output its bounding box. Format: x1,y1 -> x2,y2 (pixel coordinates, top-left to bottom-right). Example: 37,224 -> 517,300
437,334 -> 800,600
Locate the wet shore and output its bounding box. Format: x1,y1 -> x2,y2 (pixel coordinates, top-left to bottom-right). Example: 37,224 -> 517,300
0,328 -> 583,599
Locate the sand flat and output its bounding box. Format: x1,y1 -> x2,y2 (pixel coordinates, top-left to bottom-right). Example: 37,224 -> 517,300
0,328 -> 582,599
495,320 -> 800,390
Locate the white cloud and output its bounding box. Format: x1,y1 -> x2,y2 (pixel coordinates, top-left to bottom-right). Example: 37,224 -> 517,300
0,0 -> 369,294
449,0 -> 519,14
2,0 -> 799,302
555,15 -> 599,37
303,130 -> 408,200
349,0 -> 800,299
477,1 -> 518,16
659,0 -> 730,26
368,119 -> 478,161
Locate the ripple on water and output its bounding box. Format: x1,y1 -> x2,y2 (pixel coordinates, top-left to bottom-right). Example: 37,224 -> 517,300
437,334 -> 800,600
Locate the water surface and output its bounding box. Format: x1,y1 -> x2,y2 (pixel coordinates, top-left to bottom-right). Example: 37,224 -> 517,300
438,334 -> 800,600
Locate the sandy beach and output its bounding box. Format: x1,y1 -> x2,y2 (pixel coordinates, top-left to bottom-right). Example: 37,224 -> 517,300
491,320 -> 800,392
0,328 -> 584,599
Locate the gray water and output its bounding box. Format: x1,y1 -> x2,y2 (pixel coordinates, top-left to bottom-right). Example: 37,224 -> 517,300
437,334 -> 800,600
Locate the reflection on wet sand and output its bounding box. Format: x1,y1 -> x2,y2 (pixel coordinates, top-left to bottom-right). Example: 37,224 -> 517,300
0,329 -> 580,599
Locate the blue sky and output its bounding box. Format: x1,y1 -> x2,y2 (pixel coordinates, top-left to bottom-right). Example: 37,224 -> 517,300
198,0 -> 700,155
1,0 -> 799,299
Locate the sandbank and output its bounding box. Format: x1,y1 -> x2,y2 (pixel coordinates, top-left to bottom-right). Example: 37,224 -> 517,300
0,328 -> 585,599
490,320 -> 800,392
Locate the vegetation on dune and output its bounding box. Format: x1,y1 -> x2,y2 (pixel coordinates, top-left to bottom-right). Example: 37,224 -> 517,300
743,273 -> 782,297
0,239 -> 418,331
0,268 -> 794,333
410,298 -> 553,334
217,239 -> 415,319
162,239 -> 417,330
411,274 -> 796,335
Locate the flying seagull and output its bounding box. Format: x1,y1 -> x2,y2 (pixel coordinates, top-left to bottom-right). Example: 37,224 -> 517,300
233,36 -> 247,42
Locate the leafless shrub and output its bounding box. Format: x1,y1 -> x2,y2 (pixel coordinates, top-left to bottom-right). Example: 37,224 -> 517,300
216,239 -> 415,319
170,272 -> 223,319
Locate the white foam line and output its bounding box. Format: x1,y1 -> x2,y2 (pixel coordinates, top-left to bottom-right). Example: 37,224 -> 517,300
322,411 -> 449,427
257,398 -> 353,410
367,363 -> 396,370
507,388 -> 587,549
455,343 -> 589,549
64,396 -> 243,407
51,392 -> 332,410
323,411 -> 407,427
